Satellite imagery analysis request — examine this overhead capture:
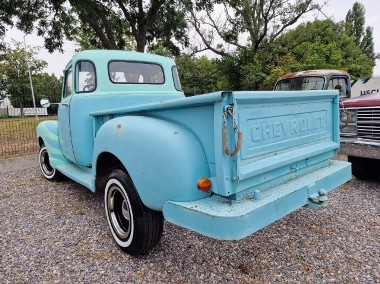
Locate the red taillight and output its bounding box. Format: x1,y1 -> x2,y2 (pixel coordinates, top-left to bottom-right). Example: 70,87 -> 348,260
197,177 -> 212,192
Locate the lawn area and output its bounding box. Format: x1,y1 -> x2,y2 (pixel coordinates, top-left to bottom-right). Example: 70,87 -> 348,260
0,116 -> 57,159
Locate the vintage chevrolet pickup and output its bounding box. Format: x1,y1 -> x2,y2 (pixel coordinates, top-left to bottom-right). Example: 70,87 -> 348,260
37,50 -> 351,255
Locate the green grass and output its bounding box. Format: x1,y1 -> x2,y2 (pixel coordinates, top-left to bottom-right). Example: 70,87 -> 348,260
0,116 -> 57,159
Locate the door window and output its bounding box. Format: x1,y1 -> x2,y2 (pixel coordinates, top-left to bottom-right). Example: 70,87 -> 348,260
75,61 -> 96,93
328,77 -> 348,97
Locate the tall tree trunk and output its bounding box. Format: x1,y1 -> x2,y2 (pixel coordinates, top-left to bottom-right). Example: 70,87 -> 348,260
136,30 -> 147,52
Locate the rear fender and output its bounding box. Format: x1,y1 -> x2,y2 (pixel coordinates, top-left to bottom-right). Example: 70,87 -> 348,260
36,120 -> 70,168
93,116 -> 211,211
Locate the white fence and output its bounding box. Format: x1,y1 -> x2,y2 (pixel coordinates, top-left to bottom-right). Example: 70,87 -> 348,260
0,107 -> 48,116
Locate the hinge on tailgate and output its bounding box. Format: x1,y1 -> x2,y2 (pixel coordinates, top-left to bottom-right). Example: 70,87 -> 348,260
306,189 -> 328,210
222,105 -> 243,157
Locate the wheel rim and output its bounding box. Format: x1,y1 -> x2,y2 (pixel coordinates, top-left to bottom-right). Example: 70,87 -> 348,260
40,147 -> 55,177
107,184 -> 133,240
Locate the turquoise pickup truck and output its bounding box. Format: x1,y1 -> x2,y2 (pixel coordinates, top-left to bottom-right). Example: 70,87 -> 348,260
37,50 -> 351,255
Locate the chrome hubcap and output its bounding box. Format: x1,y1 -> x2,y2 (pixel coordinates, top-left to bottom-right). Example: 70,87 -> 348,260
40,149 -> 54,175
108,185 -> 131,239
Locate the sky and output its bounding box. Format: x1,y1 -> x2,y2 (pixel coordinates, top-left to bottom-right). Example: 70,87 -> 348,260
3,0 -> 380,77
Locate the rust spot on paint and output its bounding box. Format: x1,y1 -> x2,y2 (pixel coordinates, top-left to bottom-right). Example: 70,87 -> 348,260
141,172 -> 146,176
117,124 -> 122,129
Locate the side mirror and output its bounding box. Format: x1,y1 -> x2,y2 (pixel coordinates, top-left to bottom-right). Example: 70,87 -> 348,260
40,99 -> 51,108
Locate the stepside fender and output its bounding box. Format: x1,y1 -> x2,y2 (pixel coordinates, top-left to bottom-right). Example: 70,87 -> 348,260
93,116 -> 211,211
36,120 -> 70,168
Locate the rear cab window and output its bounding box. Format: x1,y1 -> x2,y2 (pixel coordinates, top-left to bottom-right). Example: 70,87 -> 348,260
108,61 -> 165,84
275,77 -> 325,91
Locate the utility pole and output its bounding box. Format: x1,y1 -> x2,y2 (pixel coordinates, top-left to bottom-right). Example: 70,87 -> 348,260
23,35 -> 37,118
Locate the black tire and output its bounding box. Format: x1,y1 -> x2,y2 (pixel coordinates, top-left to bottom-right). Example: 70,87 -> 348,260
38,145 -> 63,181
348,156 -> 378,180
104,169 -> 164,255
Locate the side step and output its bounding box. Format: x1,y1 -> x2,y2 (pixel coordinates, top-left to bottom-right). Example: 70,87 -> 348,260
163,160 -> 351,240
57,163 -> 94,191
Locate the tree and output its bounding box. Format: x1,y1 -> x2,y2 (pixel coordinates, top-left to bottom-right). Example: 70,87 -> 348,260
214,19 -> 374,92
175,55 -> 223,96
345,2 -> 379,66
5,0 -> 189,54
33,73 -> 62,103
0,1 -> 18,50
187,0 -> 322,57
261,19 -> 373,89
0,41 -> 47,114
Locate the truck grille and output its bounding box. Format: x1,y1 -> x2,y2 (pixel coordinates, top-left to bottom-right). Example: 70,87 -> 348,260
357,107 -> 380,140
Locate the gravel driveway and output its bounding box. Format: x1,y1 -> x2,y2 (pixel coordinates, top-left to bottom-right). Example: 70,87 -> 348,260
0,156 -> 379,283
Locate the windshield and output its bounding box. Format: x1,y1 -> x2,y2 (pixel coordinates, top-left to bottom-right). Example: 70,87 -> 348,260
275,77 -> 325,91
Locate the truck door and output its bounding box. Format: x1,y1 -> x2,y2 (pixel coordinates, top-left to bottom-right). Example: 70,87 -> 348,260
58,66 -> 76,163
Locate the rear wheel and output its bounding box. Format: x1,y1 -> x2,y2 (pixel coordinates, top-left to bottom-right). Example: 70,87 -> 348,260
348,156 -> 378,180
104,169 -> 164,255
38,145 -> 63,181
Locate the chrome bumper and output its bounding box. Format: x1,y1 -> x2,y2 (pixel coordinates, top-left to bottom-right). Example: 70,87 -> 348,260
340,137 -> 380,159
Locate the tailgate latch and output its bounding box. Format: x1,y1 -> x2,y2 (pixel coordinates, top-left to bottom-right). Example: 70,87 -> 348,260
222,105 -> 243,157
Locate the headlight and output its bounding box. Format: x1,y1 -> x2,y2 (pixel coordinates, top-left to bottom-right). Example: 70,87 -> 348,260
340,110 -> 357,124
339,109 -> 357,135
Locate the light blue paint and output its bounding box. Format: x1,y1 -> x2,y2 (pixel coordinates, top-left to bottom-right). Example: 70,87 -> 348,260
163,160 -> 351,240
36,50 -> 351,241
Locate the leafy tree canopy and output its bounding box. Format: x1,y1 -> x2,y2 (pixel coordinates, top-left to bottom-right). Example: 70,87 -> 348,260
345,1 -> 379,67
187,0 -> 322,57
175,55 -> 225,96
3,0 -> 189,54
262,19 -> 373,89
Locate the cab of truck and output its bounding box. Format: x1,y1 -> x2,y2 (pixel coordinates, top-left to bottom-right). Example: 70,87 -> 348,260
274,69 -> 351,99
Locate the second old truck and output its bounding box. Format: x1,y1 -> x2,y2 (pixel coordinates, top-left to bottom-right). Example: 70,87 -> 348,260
340,94 -> 380,180
274,69 -> 351,99
37,50 -> 351,255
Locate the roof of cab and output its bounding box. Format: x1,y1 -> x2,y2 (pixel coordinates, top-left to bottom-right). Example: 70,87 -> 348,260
64,49 -> 175,70
278,69 -> 350,80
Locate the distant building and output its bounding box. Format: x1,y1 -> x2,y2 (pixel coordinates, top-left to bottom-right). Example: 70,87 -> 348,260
351,76 -> 380,97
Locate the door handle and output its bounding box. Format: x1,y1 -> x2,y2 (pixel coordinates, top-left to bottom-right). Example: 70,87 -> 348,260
61,102 -> 69,106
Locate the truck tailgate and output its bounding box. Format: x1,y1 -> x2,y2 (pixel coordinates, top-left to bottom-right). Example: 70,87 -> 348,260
215,91 -> 341,196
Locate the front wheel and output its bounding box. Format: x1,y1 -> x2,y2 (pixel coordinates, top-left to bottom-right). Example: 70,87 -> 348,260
38,145 -> 63,181
104,169 -> 164,255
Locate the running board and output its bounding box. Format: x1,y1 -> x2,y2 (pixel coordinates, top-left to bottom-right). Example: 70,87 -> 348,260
57,162 -> 95,191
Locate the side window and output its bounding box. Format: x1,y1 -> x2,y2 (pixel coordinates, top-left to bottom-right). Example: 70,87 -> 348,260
63,67 -> 72,98
75,61 -> 96,93
172,66 -> 182,91
328,77 -> 348,97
